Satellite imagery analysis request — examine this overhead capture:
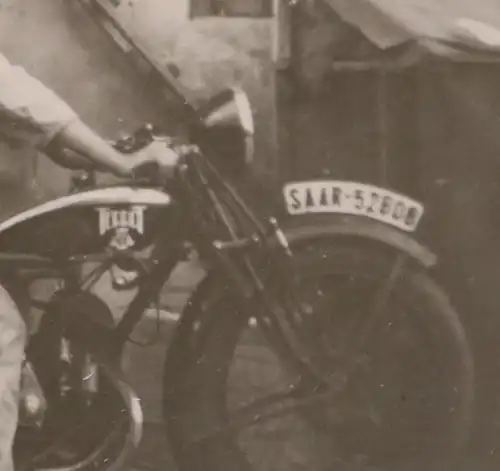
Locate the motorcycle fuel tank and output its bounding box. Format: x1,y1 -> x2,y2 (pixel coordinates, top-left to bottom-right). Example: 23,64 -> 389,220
0,187 -> 176,257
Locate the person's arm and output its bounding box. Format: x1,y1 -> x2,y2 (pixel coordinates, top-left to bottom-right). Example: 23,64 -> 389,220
49,120 -> 134,177
0,53 -> 175,178
50,121 -> 181,179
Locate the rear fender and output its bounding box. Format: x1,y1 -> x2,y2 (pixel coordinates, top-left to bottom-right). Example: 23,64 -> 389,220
163,215 -> 436,382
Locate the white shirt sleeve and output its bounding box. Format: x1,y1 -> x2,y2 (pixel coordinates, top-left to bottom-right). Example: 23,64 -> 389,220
0,52 -> 77,149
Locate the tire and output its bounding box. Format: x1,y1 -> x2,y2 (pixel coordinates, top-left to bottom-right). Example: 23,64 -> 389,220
164,240 -> 474,471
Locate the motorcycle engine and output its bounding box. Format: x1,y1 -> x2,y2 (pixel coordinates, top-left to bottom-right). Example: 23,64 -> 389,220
25,290 -> 117,418
17,291 -> 123,469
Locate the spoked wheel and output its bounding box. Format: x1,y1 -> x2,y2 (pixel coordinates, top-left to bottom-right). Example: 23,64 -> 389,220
165,242 -> 474,471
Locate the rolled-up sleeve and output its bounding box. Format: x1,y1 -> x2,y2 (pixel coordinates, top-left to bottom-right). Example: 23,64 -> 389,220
0,53 -> 78,149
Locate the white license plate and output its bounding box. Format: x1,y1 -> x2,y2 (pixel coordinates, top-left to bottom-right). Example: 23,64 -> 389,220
283,181 -> 425,232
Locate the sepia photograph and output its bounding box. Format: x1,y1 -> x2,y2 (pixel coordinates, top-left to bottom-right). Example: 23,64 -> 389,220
1,1 -> 499,470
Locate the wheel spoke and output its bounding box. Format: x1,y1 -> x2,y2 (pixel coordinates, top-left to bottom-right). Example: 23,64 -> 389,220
352,254 -> 408,351
190,380 -> 342,444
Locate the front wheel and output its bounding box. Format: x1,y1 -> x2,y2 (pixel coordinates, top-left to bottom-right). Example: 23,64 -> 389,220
164,241 -> 474,471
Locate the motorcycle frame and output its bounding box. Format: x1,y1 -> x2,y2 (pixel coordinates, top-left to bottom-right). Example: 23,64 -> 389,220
0,151 -> 287,356
0,248 -> 180,343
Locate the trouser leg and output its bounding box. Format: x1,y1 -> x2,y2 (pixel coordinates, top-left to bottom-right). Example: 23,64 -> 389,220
0,284 -> 26,471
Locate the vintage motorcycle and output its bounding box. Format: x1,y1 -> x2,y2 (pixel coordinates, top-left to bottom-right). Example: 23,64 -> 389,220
4,87 -> 473,471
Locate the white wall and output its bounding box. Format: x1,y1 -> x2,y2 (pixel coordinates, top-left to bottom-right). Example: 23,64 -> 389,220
103,0 -> 279,176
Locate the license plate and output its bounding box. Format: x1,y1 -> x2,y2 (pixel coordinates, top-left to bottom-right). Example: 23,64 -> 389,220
283,181 -> 425,232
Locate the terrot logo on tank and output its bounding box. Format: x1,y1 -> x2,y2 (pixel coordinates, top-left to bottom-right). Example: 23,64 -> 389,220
96,205 -> 146,250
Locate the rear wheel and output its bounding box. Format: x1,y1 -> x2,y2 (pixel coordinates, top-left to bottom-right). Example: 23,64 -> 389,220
165,241 -> 474,471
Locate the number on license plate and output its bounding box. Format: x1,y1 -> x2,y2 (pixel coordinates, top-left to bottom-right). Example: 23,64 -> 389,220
283,181 -> 425,232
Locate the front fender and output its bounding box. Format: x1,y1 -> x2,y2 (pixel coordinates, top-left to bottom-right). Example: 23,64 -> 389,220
163,214 -> 436,386
277,214 -> 437,268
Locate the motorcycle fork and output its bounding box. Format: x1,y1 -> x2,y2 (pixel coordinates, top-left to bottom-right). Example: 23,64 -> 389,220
213,230 -> 317,383
185,154 -> 315,380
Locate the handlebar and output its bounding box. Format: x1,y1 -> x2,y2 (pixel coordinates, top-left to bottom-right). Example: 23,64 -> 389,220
110,123 -> 172,154
45,123 -> 178,192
